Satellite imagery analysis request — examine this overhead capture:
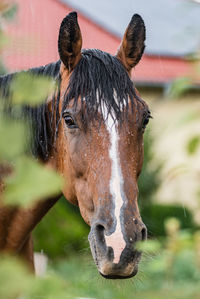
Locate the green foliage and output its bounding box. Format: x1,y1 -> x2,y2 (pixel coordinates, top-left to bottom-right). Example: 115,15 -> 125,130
0,31 -> 8,50
0,257 -> 31,299
1,2 -> 17,21
3,156 -> 63,207
139,219 -> 200,287
186,135 -> 200,155
2,223 -> 200,299
167,77 -> 193,98
0,76 -> 62,207
0,116 -> 27,160
0,256 -> 71,299
0,12 -> 62,207
0,3 -> 199,298
141,203 -> 195,236
33,197 -> 89,258
138,129 -> 162,206
11,72 -> 56,106
50,223 -> 200,299
0,59 -> 7,75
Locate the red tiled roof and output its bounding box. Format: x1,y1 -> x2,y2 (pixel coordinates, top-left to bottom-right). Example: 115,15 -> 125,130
3,0 -> 194,84
133,55 -> 193,84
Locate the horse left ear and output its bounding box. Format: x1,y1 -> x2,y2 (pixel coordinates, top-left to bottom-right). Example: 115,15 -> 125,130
116,14 -> 146,73
58,12 -> 82,71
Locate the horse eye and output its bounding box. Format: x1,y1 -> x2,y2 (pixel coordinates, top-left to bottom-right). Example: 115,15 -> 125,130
63,114 -> 78,128
142,114 -> 151,130
143,117 -> 149,128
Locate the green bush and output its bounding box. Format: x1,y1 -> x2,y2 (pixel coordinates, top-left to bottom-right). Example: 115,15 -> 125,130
141,203 -> 196,236
33,197 -> 89,258
1,220 -> 200,299
138,129 -> 162,206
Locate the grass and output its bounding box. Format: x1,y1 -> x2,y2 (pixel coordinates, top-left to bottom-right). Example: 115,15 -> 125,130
48,253 -> 200,299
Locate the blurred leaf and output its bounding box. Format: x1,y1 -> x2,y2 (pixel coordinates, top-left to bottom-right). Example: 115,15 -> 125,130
29,274 -> 70,299
196,188 -> 200,200
136,239 -> 161,253
173,250 -> 200,282
165,218 -> 180,236
0,116 -> 27,160
11,72 -> 56,106
186,135 -> 200,155
3,156 -> 63,207
0,256 -> 31,299
1,3 -> 17,21
176,110 -> 200,126
0,256 -> 71,299
0,31 -> 9,50
167,77 -> 193,98
0,59 -> 7,75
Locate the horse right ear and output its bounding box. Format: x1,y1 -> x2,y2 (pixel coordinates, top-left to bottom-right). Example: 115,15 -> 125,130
58,12 -> 82,72
116,14 -> 146,73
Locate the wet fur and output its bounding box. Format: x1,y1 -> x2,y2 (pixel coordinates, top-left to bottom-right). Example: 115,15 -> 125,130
0,11 -> 149,277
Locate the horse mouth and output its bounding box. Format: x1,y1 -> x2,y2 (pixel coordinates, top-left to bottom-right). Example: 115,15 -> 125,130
89,239 -> 141,279
99,265 -> 138,279
88,226 -> 142,279
96,256 -> 140,279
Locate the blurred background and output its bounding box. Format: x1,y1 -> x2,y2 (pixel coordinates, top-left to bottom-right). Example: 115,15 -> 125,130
0,0 -> 200,298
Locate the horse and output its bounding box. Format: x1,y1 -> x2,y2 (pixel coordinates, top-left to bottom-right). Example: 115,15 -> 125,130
0,12 -> 151,279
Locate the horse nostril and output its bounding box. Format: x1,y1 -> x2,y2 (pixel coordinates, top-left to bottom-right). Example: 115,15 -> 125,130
96,224 -> 105,232
141,226 -> 147,241
95,224 -> 105,244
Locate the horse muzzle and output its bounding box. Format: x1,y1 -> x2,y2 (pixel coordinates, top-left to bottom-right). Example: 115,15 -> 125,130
98,248 -> 141,279
88,221 -> 146,279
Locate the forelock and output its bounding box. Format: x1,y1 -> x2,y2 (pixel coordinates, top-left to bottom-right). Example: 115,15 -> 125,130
61,49 -> 145,123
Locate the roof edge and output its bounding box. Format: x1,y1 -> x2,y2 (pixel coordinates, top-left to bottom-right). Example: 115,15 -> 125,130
58,0 -> 122,39
58,0 -> 198,59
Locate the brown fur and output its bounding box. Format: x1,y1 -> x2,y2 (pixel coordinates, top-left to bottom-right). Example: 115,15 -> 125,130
117,14 -> 146,72
0,12 -> 149,278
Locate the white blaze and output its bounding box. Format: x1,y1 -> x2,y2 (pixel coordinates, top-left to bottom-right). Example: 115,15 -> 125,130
104,113 -> 126,264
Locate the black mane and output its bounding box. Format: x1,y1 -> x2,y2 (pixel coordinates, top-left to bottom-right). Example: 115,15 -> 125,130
62,49 -> 144,122
0,61 -> 61,161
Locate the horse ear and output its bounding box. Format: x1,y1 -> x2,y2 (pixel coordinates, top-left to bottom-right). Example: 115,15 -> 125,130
58,12 -> 82,71
116,14 -> 146,72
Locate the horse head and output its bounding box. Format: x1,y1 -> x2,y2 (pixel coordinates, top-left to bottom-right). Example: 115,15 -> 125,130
53,12 -> 151,279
